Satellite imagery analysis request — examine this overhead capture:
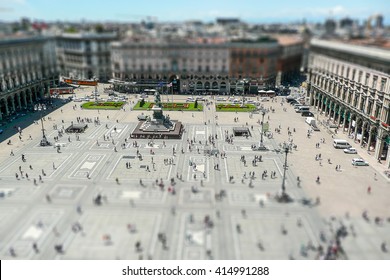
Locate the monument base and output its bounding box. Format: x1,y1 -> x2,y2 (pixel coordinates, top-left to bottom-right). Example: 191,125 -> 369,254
131,120 -> 184,139
274,192 -> 293,203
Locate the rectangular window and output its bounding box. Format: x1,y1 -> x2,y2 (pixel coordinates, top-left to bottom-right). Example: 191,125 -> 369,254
358,71 -> 362,83
352,69 -> 356,80
365,74 -> 370,85
372,75 -> 378,89
380,78 -> 387,91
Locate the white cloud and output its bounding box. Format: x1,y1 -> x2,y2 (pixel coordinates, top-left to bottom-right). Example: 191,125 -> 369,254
331,5 -> 346,15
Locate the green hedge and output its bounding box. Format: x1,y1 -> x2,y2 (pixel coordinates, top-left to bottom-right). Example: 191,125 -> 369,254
81,101 -> 125,110
216,104 -> 256,112
133,102 -> 203,111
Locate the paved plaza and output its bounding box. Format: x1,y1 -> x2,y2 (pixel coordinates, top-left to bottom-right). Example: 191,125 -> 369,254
0,85 -> 389,260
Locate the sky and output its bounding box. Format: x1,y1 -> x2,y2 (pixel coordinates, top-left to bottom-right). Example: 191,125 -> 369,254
0,0 -> 389,24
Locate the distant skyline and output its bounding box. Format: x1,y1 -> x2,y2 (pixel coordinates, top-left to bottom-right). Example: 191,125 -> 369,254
0,0 -> 389,25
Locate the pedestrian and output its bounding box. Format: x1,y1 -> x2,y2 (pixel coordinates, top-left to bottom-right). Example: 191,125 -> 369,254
381,242 -> 387,252
367,186 -> 371,194
9,247 -> 16,257
32,242 -> 39,253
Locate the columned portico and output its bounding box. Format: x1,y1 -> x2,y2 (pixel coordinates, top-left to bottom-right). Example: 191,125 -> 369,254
22,91 -> 27,109
16,93 -> 22,110
27,89 -> 33,105
367,126 -> 375,151
10,97 -> 15,113
354,118 -> 359,141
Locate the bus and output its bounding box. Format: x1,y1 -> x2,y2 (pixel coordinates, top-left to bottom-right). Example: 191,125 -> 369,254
143,89 -> 157,95
50,87 -> 74,95
63,78 -> 98,86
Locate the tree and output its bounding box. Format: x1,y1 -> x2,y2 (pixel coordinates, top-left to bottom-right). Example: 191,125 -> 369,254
94,24 -> 104,33
194,100 -> 198,108
140,98 -> 145,107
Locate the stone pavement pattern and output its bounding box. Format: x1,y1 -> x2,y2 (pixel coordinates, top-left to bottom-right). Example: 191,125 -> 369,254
0,85 -> 389,260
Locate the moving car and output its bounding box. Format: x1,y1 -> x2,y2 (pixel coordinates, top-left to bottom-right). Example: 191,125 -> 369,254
344,147 -> 357,154
351,158 -> 369,166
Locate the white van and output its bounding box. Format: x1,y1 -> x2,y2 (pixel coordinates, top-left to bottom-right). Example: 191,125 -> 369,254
333,139 -> 352,149
295,106 -> 310,113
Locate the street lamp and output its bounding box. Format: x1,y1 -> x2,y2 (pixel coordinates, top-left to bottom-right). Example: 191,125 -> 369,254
93,85 -> 99,103
276,143 -> 292,203
254,110 -> 268,151
34,103 -> 50,146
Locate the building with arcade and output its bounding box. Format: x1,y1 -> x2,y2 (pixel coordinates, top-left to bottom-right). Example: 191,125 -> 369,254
110,36 -> 301,95
0,35 -> 58,121
307,38 -> 390,167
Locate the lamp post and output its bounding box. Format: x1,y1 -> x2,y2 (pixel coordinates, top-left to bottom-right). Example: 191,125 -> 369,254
276,143 -> 292,203
93,85 -> 98,103
260,110 -> 265,146
254,110 -> 268,151
34,103 -> 50,146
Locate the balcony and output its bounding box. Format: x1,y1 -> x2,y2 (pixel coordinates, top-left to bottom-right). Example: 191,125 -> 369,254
381,122 -> 390,131
369,88 -> 376,95
376,90 -> 384,98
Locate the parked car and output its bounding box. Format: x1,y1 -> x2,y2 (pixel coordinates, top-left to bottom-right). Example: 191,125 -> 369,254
137,114 -> 148,121
344,147 -> 357,154
352,158 -> 369,166
286,99 -> 297,103
301,111 -> 314,117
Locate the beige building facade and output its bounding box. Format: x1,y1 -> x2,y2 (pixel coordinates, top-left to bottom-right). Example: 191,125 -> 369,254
307,38 -> 390,167
0,36 -> 58,121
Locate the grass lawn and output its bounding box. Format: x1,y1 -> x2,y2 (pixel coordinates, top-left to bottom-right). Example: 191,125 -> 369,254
133,101 -> 203,111
216,103 -> 257,112
81,101 -> 125,110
